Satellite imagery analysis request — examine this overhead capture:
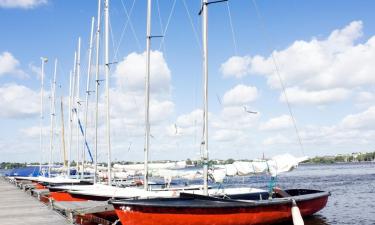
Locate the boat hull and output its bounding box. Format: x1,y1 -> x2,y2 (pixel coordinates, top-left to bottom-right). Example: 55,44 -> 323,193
112,189 -> 329,225
49,191 -> 87,201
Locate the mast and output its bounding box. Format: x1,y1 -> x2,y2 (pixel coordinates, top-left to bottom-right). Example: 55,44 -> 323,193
144,0 -> 152,191
83,17 -> 95,179
60,96 -> 66,168
76,37 -> 82,179
39,57 -> 48,175
67,68 -> 74,177
48,59 -> 57,178
202,0 -> 209,195
94,0 -> 102,184
104,0 -> 112,186
69,51 -> 78,177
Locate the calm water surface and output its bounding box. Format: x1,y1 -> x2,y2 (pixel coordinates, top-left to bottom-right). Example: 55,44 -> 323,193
221,163 -> 375,225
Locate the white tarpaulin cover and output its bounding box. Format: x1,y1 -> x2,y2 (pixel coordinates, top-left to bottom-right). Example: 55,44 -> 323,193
113,161 -> 186,171
150,154 -> 308,183
210,154 -> 308,182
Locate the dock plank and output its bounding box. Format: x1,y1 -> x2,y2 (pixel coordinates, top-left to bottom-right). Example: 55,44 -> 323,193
0,179 -> 70,225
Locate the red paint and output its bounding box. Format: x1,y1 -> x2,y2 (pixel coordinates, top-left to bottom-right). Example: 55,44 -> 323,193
114,196 -> 328,225
34,183 -> 47,190
49,191 -> 87,202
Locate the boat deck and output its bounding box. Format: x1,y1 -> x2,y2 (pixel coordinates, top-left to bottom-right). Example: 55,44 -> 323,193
0,178 -> 69,225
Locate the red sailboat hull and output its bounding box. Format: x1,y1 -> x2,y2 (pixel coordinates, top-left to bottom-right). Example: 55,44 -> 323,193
49,191 -> 87,202
112,190 -> 329,225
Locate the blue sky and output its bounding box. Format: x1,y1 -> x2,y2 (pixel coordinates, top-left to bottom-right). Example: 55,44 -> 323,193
1,0 -> 375,163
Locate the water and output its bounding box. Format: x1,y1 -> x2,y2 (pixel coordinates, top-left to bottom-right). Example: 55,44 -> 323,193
221,162 -> 375,225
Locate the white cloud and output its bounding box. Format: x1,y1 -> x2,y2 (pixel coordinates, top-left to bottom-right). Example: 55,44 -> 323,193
222,84 -> 258,106
0,51 -> 27,78
340,106 -> 375,130
260,115 -> 293,131
262,134 -> 292,146
212,129 -> 244,142
220,56 -> 251,78
0,0 -> 47,9
0,83 -> 40,118
251,21 -> 369,90
20,125 -> 49,138
114,51 -> 171,95
356,91 -> 375,105
220,21 -> 375,105
280,87 -> 351,105
165,109 -> 202,137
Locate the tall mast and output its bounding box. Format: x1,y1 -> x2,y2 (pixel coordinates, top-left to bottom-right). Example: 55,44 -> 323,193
94,0 -> 102,184
39,57 -> 48,175
202,0 -> 209,195
144,0 -> 152,191
48,59 -> 58,178
76,37 -> 82,179
83,17 -> 95,179
67,71 -> 73,177
104,0 -> 112,186
67,68 -> 74,177
60,96 -> 66,168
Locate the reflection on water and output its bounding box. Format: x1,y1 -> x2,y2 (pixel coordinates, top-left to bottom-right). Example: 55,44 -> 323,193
305,215 -> 330,225
277,215 -> 329,225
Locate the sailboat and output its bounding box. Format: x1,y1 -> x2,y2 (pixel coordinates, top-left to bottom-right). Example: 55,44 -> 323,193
110,1 -> 329,225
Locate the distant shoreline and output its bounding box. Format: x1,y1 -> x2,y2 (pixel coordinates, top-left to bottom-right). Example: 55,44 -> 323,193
2,153 -> 375,170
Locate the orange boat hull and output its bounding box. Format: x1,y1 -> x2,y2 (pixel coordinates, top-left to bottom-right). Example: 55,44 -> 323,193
34,182 -> 47,190
114,195 -> 328,225
49,191 -> 87,202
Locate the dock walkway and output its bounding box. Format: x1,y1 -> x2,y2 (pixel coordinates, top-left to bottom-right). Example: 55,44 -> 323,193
0,178 -> 70,225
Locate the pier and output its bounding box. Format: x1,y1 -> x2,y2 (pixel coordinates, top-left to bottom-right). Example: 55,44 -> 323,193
0,178 -> 69,225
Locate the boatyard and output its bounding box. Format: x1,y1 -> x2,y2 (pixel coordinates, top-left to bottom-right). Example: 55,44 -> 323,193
1,0 -> 375,225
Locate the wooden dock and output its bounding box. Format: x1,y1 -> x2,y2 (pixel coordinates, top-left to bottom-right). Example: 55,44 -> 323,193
0,178 -> 69,225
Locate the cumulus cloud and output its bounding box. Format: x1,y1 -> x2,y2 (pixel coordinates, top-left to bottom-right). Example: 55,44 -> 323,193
220,21 -> 375,105
20,125 -> 49,138
279,87 -> 351,105
78,50 -> 178,161
0,83 -> 40,118
114,51 -> 171,94
262,134 -> 292,146
340,106 -> 375,130
356,91 -> 375,108
222,84 -> 258,106
0,0 -> 47,9
220,56 -> 251,78
0,51 -> 27,78
165,109 -> 203,137
260,115 -> 293,131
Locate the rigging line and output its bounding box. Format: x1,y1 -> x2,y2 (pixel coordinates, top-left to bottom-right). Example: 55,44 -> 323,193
116,1 -> 142,134
251,0 -> 305,156
226,1 -> 238,56
158,0 -> 177,51
182,0 -> 203,150
115,0 -> 137,58
119,0 -> 142,52
156,0 -> 168,57
182,0 -> 202,51
156,0 -> 164,39
108,14 -> 119,64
